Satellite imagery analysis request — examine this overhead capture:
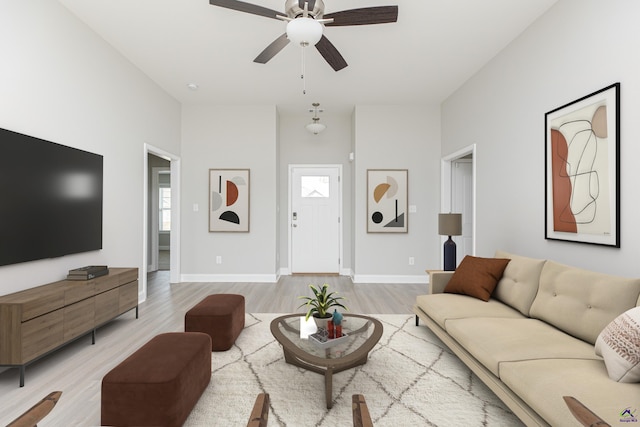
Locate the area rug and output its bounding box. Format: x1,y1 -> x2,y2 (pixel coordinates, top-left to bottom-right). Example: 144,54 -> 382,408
184,313 -> 523,427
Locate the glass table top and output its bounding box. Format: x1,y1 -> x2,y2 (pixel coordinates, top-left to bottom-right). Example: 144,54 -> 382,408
272,314 -> 379,360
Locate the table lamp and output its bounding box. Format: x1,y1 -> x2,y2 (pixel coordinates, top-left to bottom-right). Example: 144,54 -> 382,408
438,213 -> 462,271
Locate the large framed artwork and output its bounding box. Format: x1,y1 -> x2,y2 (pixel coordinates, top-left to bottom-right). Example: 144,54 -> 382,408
209,169 -> 250,232
544,83 -> 620,247
367,169 -> 408,233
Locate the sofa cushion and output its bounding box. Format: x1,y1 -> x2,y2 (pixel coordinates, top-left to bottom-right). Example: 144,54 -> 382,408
529,260 -> 640,344
415,294 -> 524,330
595,306 -> 640,382
500,358 -> 640,426
443,256 -> 510,301
445,317 -> 600,377
493,250 -> 545,316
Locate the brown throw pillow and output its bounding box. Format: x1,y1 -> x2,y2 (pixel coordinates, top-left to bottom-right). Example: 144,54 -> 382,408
443,255 -> 511,301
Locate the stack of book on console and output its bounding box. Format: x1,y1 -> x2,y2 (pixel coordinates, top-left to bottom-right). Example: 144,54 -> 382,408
67,265 -> 109,280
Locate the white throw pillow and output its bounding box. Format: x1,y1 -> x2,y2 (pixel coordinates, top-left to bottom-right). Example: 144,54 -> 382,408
595,306 -> 640,382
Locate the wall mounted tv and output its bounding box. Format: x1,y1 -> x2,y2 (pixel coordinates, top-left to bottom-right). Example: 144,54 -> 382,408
0,127 -> 103,267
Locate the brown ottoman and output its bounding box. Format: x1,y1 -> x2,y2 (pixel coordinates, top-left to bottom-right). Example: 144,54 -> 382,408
185,294 -> 245,351
101,332 -> 211,427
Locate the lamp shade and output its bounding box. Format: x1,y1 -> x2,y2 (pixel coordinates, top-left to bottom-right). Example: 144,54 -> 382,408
286,17 -> 323,47
438,213 -> 462,236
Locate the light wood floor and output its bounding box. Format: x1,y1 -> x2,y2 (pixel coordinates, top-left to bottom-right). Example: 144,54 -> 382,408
0,272 -> 425,426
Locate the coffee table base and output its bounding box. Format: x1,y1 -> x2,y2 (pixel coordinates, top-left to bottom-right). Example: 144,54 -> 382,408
271,314 -> 383,409
282,347 -> 369,409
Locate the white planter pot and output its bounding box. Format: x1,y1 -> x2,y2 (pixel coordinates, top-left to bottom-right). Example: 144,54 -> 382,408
313,315 -> 331,331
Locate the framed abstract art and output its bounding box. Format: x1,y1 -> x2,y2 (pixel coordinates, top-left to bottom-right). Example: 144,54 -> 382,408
367,169 -> 408,233
544,83 -> 620,247
209,169 -> 250,232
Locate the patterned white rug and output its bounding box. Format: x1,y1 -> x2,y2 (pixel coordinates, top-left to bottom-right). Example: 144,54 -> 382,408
184,313 -> 523,427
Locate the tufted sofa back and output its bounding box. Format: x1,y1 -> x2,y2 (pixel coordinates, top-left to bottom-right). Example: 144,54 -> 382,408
493,250 -> 546,316
529,260 -> 640,344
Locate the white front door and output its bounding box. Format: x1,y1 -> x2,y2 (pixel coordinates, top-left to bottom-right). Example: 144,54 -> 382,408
290,166 -> 341,273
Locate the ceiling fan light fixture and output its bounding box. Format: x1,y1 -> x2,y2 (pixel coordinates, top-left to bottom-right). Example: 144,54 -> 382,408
209,1 -> 398,71
286,17 -> 323,47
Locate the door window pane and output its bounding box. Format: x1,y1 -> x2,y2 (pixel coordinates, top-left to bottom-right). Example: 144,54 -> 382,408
301,176 -> 329,198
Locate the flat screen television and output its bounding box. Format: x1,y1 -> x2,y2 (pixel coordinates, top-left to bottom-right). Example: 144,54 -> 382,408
0,127 -> 103,267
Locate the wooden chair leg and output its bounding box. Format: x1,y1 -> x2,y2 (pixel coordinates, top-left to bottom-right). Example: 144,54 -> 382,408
247,393 -> 269,427
563,396 -> 610,427
352,394 -> 374,427
7,391 -> 62,427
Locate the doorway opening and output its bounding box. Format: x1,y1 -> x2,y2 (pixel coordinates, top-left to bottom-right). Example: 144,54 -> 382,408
151,165 -> 171,271
142,144 -> 181,302
441,145 -> 476,267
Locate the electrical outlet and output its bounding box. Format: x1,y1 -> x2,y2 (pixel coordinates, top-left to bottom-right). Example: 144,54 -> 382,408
216,256 -> 222,264
409,257 -> 415,265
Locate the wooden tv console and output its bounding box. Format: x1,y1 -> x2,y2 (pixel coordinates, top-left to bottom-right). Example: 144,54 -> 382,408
0,267 -> 138,387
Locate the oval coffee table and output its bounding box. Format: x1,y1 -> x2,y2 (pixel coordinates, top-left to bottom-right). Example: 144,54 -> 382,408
270,313 -> 383,409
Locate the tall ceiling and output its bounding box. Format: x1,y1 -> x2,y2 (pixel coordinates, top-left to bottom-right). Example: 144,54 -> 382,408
58,0 -> 558,114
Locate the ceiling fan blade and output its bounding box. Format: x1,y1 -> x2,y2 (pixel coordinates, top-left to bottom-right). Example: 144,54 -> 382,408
209,0 -> 285,20
324,6 -> 398,26
254,33 -> 290,64
315,35 -> 348,71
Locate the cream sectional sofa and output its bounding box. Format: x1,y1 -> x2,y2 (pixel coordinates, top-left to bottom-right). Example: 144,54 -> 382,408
413,250 -> 640,426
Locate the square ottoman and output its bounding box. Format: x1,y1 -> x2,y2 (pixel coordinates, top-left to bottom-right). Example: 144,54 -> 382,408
185,294 -> 245,351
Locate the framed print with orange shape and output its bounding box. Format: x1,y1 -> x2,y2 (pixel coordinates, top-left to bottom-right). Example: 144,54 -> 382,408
367,169 -> 408,233
209,169 -> 250,232
545,83 -> 619,246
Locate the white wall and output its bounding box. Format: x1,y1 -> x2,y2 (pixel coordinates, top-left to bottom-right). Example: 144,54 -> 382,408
13,1 -> 612,290
181,105 -> 441,283
441,0 -> 640,276
180,105 -> 278,281
0,1 -> 181,296
353,105 -> 442,283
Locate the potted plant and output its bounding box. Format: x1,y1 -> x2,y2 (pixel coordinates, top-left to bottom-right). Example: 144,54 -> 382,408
298,283 -> 347,330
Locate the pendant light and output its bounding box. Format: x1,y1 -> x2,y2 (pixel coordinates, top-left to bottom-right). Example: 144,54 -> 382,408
306,103 -> 326,135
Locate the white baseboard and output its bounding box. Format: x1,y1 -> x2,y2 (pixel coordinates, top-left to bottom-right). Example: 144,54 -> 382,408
278,268 -> 352,277
279,267 -> 291,276
352,274 -> 428,284
275,269 -> 424,284
179,273 -> 279,283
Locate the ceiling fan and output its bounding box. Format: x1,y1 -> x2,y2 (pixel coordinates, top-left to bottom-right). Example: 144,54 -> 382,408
208,0 -> 398,71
